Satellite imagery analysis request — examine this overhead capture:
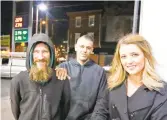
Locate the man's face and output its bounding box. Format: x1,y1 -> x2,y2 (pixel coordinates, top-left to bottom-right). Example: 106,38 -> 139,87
33,43 -> 50,70
75,38 -> 93,64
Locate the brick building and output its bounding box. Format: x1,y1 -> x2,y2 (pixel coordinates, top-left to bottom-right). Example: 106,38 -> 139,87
67,10 -> 102,48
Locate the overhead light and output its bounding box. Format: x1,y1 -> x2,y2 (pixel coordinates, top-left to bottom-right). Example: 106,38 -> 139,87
38,3 -> 47,11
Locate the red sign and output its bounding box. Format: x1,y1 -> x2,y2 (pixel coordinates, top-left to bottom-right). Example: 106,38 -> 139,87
15,17 -> 23,28
14,15 -> 28,28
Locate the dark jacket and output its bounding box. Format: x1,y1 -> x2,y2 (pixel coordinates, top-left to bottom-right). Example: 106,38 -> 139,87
91,82 -> 167,120
59,59 -> 107,120
10,34 -> 70,120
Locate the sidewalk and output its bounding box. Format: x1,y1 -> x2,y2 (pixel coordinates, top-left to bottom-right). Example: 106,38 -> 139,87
1,96 -> 14,120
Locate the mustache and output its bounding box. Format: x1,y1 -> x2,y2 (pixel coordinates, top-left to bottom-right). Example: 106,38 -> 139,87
34,59 -> 48,63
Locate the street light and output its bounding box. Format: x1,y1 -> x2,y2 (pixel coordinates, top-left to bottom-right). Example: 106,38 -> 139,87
42,20 -> 46,25
38,3 -> 48,11
35,3 -> 48,34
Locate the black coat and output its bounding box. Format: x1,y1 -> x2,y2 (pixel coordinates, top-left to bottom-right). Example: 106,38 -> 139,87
91,82 -> 167,120
10,71 -> 70,120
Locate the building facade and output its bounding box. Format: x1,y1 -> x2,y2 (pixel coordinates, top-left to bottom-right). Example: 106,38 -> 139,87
67,10 -> 102,48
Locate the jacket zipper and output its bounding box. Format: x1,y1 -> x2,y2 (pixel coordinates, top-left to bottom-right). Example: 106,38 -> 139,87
39,88 -> 43,120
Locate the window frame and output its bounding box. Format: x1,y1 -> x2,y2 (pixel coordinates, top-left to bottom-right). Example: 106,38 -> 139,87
75,16 -> 81,28
88,15 -> 95,27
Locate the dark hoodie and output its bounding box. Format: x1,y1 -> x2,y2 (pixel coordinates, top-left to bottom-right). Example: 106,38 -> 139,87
59,59 -> 107,120
10,33 -> 70,120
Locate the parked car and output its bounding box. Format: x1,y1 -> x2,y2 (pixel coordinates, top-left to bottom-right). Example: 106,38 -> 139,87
0,52 -> 26,78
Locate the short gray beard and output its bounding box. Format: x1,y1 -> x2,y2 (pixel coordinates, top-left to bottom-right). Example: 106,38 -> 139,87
29,65 -> 53,83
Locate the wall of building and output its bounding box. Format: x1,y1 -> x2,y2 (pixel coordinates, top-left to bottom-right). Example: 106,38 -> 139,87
67,10 -> 102,48
139,0 -> 167,82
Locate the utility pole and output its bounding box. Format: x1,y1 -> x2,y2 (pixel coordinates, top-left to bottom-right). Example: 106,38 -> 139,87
132,0 -> 140,34
28,1 -> 33,41
45,1 -> 49,35
45,16 -> 48,35
35,6 -> 39,33
12,1 -> 16,52
40,18 -> 42,33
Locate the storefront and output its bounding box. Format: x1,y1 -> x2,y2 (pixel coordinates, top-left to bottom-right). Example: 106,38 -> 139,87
0,35 -> 11,56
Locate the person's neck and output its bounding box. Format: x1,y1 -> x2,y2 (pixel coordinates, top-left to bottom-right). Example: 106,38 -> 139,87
76,59 -> 89,65
128,74 -> 143,87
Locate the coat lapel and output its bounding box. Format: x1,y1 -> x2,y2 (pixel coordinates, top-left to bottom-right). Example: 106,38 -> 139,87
109,83 -> 129,120
127,86 -> 156,113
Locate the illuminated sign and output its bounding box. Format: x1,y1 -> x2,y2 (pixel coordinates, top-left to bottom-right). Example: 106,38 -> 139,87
14,29 -> 28,42
15,17 -> 23,28
14,15 -> 28,28
0,35 -> 10,47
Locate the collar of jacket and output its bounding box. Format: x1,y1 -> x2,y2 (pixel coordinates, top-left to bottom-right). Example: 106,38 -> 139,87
158,81 -> 167,95
70,58 -> 94,67
140,81 -> 167,96
124,80 -> 167,96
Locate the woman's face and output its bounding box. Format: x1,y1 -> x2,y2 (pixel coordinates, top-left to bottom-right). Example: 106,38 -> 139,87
119,44 -> 145,76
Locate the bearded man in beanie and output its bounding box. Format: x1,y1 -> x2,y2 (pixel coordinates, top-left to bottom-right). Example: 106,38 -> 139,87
10,33 -> 70,120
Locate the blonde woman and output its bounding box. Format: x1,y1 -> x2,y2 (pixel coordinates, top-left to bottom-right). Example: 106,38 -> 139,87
91,34 -> 167,120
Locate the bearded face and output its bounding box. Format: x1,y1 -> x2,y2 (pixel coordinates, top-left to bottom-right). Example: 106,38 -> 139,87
29,43 -> 53,82
29,64 -> 52,82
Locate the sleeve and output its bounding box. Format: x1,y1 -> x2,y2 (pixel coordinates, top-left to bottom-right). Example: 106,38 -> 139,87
151,99 -> 167,120
58,62 -> 67,69
91,89 -> 109,120
10,76 -> 21,120
85,69 -> 108,120
61,80 -> 71,120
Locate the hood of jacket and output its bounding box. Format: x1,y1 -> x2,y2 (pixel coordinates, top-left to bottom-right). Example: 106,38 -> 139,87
26,33 -> 56,70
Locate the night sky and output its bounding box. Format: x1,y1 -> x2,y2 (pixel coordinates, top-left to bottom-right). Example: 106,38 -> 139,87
1,1 -> 134,45
1,1 -> 104,44
1,1 -> 13,35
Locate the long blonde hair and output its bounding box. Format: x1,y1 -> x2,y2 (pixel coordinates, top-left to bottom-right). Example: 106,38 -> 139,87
108,34 -> 164,91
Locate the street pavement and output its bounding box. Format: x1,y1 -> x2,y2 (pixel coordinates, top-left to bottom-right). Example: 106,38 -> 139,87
1,78 -> 14,120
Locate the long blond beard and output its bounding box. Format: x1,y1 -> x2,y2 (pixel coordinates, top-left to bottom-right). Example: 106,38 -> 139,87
29,65 -> 53,83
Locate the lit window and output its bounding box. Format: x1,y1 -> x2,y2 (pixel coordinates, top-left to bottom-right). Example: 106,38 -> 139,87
75,16 -> 81,27
75,33 -> 81,43
88,15 -> 95,27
